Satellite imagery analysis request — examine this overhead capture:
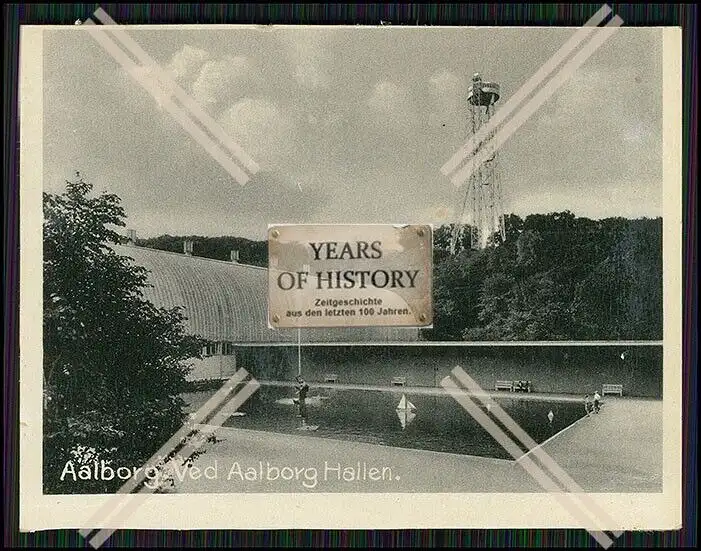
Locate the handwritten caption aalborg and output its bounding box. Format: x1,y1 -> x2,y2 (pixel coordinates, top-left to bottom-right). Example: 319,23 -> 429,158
268,225 -> 433,328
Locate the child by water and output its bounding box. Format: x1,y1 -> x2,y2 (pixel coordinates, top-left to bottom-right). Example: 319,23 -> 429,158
584,394 -> 592,416
294,375 -> 310,425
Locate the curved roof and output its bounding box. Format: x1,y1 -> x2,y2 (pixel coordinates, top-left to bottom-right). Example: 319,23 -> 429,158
111,244 -> 420,344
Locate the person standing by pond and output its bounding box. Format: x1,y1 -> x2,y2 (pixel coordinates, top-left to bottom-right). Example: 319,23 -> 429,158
295,375 -> 310,425
584,394 -> 592,416
593,391 -> 601,414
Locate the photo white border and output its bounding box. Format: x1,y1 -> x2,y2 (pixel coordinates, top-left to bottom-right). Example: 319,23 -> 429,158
18,25 -> 683,532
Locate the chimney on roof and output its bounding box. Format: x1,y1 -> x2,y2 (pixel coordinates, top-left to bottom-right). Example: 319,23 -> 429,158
230,250 -> 240,263
126,229 -> 137,246
183,240 -> 194,256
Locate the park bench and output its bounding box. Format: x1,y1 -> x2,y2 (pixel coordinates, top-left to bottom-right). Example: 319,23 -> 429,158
323,373 -> 338,383
602,383 -> 623,396
495,380 -> 514,392
391,376 -> 407,387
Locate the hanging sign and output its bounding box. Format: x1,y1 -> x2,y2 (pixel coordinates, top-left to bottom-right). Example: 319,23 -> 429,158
267,224 -> 433,328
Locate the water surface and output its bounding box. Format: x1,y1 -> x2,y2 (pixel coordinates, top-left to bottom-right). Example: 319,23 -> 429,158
187,387 -> 586,460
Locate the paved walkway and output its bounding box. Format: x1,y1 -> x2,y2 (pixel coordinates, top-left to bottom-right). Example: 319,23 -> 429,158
172,397 -> 661,494
525,397 -> 663,491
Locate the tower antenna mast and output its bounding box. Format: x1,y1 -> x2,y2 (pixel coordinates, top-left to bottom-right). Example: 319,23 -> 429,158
450,72 -> 506,254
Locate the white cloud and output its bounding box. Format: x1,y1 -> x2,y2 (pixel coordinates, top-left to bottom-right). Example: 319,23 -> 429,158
426,70 -> 466,133
127,65 -> 177,112
429,71 -> 462,98
191,56 -> 254,106
111,46 -> 212,114
217,97 -> 296,170
165,45 -> 210,81
622,121 -> 653,144
294,63 -> 329,89
533,64 -> 652,135
286,32 -> 331,89
365,80 -> 417,132
367,81 -> 405,112
513,181 -> 661,220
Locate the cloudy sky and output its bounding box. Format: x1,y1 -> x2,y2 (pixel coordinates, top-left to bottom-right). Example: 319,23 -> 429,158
42,26 -> 662,240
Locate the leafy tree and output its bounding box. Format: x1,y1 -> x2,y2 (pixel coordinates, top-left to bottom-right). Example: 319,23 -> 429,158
423,246 -> 486,340
573,217 -> 663,339
476,272 -> 574,340
43,173 -> 208,494
427,211 -> 662,341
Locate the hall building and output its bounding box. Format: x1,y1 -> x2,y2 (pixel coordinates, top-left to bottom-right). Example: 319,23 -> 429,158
111,238 -> 421,382
109,237 -> 662,398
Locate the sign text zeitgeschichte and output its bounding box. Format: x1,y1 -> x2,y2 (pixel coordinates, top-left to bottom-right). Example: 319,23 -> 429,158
268,224 -> 433,328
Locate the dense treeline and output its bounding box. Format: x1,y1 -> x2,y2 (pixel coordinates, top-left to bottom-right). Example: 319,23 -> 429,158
136,235 -> 268,267
140,211 -> 663,341
426,212 -> 663,341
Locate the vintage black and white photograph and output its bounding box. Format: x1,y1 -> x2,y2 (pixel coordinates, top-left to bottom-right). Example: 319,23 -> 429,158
19,16 -> 682,533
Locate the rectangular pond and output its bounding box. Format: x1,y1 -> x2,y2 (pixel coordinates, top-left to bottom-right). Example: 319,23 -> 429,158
185,386 -> 586,461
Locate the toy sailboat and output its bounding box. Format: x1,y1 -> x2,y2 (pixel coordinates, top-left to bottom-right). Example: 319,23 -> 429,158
396,394 -> 417,430
396,408 -> 416,430
396,394 -> 416,411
